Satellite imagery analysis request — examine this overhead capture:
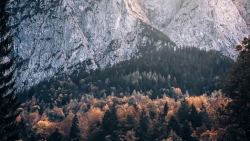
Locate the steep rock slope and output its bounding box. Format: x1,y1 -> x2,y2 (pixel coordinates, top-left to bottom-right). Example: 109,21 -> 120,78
11,0 -> 175,88
10,0 -> 249,88
139,0 -> 250,58
233,0 -> 250,23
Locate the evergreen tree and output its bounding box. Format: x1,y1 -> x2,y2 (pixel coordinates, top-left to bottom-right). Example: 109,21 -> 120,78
0,0 -> 20,140
158,102 -> 169,140
163,101 -> 169,116
69,115 -> 81,141
110,130 -> 123,141
159,123 -> 168,140
16,118 -> 29,141
167,116 -> 181,135
136,109 -> 149,141
200,103 -> 211,130
49,128 -> 62,141
167,130 -> 182,141
220,35 -> 250,140
20,39 -> 232,105
180,120 -> 198,141
189,104 -> 202,129
101,106 -> 118,139
177,99 -> 189,124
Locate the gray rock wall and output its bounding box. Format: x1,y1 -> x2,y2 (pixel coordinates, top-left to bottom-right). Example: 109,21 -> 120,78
139,0 -> 250,58
233,0 -> 250,23
10,0 -> 249,89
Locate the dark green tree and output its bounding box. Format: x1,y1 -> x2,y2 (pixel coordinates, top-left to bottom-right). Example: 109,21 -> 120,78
69,115 -> 81,141
49,128 -> 62,141
86,107 -> 118,141
159,123 -> 168,140
189,104 -> 202,129
0,0 -> 20,140
200,103 -> 211,130
177,99 -> 189,124
110,130 -> 123,141
100,106 -> 118,140
180,120 -> 198,141
136,109 -> 149,141
167,116 -> 181,135
220,35 -> 250,140
163,101 -> 169,116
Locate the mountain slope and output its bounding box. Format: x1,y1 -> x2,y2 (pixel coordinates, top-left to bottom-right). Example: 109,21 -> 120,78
12,0 -> 175,88
138,0 -> 250,58
10,0 -> 249,88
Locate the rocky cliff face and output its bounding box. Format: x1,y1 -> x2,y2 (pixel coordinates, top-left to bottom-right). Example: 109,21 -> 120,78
233,0 -> 250,24
139,0 -> 250,58
10,0 -> 249,88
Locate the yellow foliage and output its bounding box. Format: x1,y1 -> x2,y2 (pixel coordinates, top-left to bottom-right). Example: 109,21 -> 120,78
200,129 -> 225,141
40,113 -> 48,121
124,130 -> 137,141
19,89 -> 233,140
90,98 -> 99,106
165,110 -> 175,122
87,107 -> 104,126
29,112 -> 40,126
117,105 -> 139,127
102,104 -> 109,111
51,106 -> 65,117
32,120 -> 57,138
173,88 -> 182,96
16,115 -> 22,123
60,112 -> 75,135
186,95 -> 208,112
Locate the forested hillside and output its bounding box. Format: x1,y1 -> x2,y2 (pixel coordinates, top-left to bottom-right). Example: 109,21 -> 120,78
1,0 -> 249,140
15,45 -> 234,141
17,90 -> 229,141
19,46 -> 232,104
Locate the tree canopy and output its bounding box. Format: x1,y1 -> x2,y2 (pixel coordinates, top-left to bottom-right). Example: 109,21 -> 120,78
220,35 -> 250,140
0,0 -> 20,140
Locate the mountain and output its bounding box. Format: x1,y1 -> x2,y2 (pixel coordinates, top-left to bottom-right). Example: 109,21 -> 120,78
138,0 -> 250,57
9,0 -> 249,88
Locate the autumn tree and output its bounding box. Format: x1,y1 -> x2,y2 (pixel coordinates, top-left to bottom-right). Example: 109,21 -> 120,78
0,0 -> 20,140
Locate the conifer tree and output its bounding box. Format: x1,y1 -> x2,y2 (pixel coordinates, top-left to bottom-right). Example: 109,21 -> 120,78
177,99 -> 189,124
110,130 -> 123,141
159,123 -> 168,140
0,0 -> 20,140
189,104 -> 202,129
136,109 -> 149,141
200,103 -> 211,130
220,35 -> 250,140
167,116 -> 181,135
69,115 -> 81,141
163,101 -> 169,116
180,120 -> 198,141
101,106 -> 118,140
49,128 -> 62,141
